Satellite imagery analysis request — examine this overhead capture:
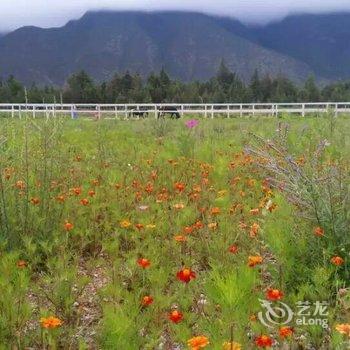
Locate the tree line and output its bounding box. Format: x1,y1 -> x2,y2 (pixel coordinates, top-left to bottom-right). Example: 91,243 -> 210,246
1,62 -> 350,103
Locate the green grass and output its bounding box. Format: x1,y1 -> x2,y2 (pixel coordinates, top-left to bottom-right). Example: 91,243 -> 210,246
0,114 -> 349,349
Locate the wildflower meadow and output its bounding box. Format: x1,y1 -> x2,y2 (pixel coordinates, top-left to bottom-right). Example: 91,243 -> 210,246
0,113 -> 349,349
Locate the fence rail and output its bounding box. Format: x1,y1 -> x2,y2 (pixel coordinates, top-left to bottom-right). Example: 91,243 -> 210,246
0,102 -> 349,119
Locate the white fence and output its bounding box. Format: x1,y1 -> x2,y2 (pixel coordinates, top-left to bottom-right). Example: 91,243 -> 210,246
0,102 -> 349,119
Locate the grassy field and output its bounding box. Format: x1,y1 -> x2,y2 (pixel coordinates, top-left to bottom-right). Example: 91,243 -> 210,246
0,114 -> 349,349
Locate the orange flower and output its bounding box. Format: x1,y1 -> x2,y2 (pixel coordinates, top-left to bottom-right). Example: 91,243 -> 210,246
255,335 -> 273,348
187,336 -> 209,350
335,324 -> 350,337
211,207 -> 220,215
88,190 -> 95,197
279,326 -> 293,338
229,245 -> 238,254
194,220 -> 204,230
248,255 -> 263,267
40,316 -> 63,329
64,221 -> 73,231
331,256 -> 344,266
17,260 -> 27,268
80,198 -> 89,206
174,182 -> 186,192
141,295 -> 153,306
137,258 -> 151,269
169,310 -> 183,323
30,197 -> 40,205
56,195 -> 65,203
314,226 -> 324,237
91,179 -> 99,186
15,180 -> 26,190
72,187 -> 82,196
120,220 -> 132,228
145,183 -> 154,194
184,226 -> 194,234
174,235 -> 187,242
250,223 -> 260,237
177,268 -> 196,283
266,288 -> 284,301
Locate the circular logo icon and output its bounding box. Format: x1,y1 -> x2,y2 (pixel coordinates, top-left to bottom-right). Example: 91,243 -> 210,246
258,299 -> 294,328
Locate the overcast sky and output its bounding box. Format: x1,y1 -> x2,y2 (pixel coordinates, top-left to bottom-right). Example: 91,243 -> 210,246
1,0 -> 350,31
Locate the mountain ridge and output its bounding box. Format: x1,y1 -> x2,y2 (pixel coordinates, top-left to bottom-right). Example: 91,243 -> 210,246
0,10 -> 348,85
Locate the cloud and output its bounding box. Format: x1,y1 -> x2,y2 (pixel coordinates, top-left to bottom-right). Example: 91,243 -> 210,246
1,0 -> 350,31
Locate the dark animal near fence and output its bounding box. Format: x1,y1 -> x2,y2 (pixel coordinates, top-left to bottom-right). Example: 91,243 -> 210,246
158,106 -> 181,119
129,108 -> 149,118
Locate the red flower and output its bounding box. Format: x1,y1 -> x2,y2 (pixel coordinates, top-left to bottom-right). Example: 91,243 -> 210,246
30,197 -> 40,205
72,187 -> 82,196
229,245 -> 238,254
177,268 -> 196,283
331,256 -> 344,266
88,190 -> 95,197
169,310 -> 183,323
141,295 -> 153,306
80,198 -> 89,206
266,289 -> 284,301
255,335 -> 273,348
210,207 -> 220,215
137,258 -> 151,269
279,326 -> 293,338
64,221 -> 74,231
174,182 -> 186,192
314,226 -> 324,237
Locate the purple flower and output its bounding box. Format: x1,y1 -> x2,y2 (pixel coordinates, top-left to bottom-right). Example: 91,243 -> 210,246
185,119 -> 199,129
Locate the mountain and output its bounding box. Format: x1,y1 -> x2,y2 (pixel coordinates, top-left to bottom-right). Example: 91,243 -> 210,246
0,11 -> 314,85
248,13 -> 350,81
0,11 -> 349,85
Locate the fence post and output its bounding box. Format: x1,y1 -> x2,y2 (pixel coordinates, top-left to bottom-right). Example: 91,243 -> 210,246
204,105 -> 207,118
227,104 -> 230,118
302,103 -> 305,117
335,103 -> 338,117
124,105 -> 128,120
19,105 -> 22,119
33,106 -> 36,119
211,105 -> 214,119
181,105 -> 184,118
240,104 -> 243,118
154,105 -> 158,119
11,105 -> 14,118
